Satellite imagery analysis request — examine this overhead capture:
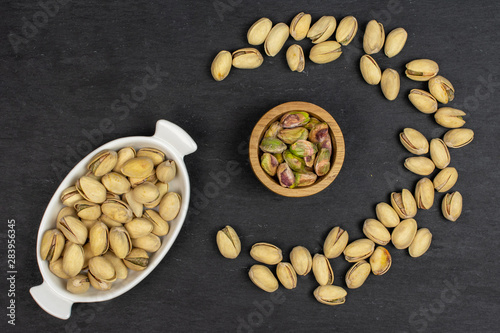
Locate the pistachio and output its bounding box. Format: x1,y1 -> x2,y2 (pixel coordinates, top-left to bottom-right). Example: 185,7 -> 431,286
391,218 -> 418,249
408,89 -> 438,114
74,200 -> 101,220
261,153 -> 279,177
249,265 -> 279,293
232,48 -> 264,69
106,192 -> 121,200
159,192 -> 181,221
121,157 -> 155,179
85,170 -> 102,182
384,27 -> 407,58
435,107 -> 466,128
101,199 -> 133,223
375,202 -> 400,228
308,123 -> 329,143
345,260 -> 371,289
280,111 -> 310,129
136,148 -> 165,166
433,167 -> 458,192
89,222 -> 109,256
308,16 -> 336,44
312,254 -> 334,286
314,148 -> 331,176
274,152 -> 284,164
122,191 -> 143,218
62,242 -> 84,278
99,214 -> 123,228
40,229 -> 65,262
430,138 -> 451,169
103,252 -> 128,279
87,150 -> 118,177
88,272 -> 112,291
343,239 -> 375,262
109,226 -> 132,258
250,242 -> 282,265
216,225 -> 241,259
260,137 -> 287,154
283,150 -> 305,172
76,176 -> 107,204
442,191 -> 463,222
391,189 -> 417,219
309,41 -> 342,64
123,248 -> 149,271
57,215 -> 88,245
362,219 -> 391,245
264,121 -> 282,138
429,75 -> 455,104
415,178 -> 435,210
363,20 -> 385,54
303,154 -> 315,168
305,117 -> 321,131
399,128 -> 429,155
409,228 -> 432,258
290,140 -> 317,157
49,259 -> 71,279
404,157 -> 435,176
360,54 -> 381,85
293,171 -> 317,187
314,285 -> 347,306
88,256 -> 116,282
156,160 -> 176,183
264,23 -> 289,57
336,16 -> 357,45
143,210 -> 170,236
443,128 -> 474,148
290,246 -> 312,275
101,172 -> 131,195
156,181 -> 169,198
369,246 -> 392,275
286,44 -> 305,72
380,68 -> 400,101
125,218 -> 154,238
276,262 -> 297,289
82,243 -> 94,269
405,59 -> 439,81
323,227 -> 349,259
290,12 -> 311,41
247,17 -> 273,45
278,127 -> 309,145
60,186 -> 84,207
277,163 -> 295,188
113,147 -> 136,173
132,182 -> 160,205
132,233 -> 161,253
67,275 -> 90,294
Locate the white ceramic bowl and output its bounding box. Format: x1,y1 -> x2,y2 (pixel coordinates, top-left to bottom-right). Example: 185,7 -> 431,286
30,120 -> 197,320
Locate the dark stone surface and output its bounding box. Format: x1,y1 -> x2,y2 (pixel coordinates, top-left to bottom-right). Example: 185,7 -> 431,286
1,0 -> 499,332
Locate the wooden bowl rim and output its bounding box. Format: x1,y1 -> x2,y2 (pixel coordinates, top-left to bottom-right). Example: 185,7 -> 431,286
249,101 -> 345,197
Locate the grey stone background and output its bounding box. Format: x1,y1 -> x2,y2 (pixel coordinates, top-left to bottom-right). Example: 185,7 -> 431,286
1,0 -> 499,332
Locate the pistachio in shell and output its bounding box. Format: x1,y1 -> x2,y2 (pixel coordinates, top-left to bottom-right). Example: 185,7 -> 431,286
40,229 -> 65,262
62,242 -> 84,278
408,89 -> 438,114
132,233 -> 161,253
249,264 -> 279,293
336,16 -> 358,46
430,138 -> 451,169
216,225 -> 241,259
156,160 -> 176,183
343,238 -> 375,262
363,20 -> 385,54
76,176 -> 107,204
434,107 -> 466,128
429,75 -> 455,104
313,285 -> 347,306
360,54 -> 381,85
89,221 -> 109,256
67,274 -> 90,294
391,218 -> 418,249
443,128 -> 474,148
101,199 -> 133,223
124,217 -> 153,239
232,48 -> 264,69
159,192 -> 181,221
109,226 -> 132,258
132,182 -> 160,205
143,210 -> 170,237
323,226 -> 349,259
307,16 -> 336,44
121,157 -> 155,179
290,12 -> 311,41
384,27 -> 407,58
113,147 -> 136,173
362,219 -> 391,245
122,191 -> 143,218
87,150 -> 118,177
415,177 -> 435,210
264,23 -> 289,57
290,246 -> 312,276
247,17 -> 273,45
103,252 -> 128,279
345,260 -> 371,289
57,215 -> 88,245
433,167 -> 458,192
391,189 -> 417,219
408,228 -> 432,258
286,44 -> 305,72
88,256 -> 116,283
211,50 -> 232,81
404,157 -> 436,176
88,272 -> 112,291
276,262 -> 297,290
74,200 -> 101,220
123,248 -> 149,271
136,148 -> 165,166
375,202 -> 400,228
442,191 -> 463,222
380,68 -> 400,101
60,186 -> 84,207
49,259 -> 71,279
399,128 -> 429,155
101,172 -> 131,194
309,41 -> 342,64
369,246 -> 392,275
312,254 -> 334,286
250,242 -> 283,265
405,59 -> 439,81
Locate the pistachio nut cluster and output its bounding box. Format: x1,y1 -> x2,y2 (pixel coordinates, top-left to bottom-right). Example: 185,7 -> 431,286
259,111 -> 333,188
41,147 -> 182,294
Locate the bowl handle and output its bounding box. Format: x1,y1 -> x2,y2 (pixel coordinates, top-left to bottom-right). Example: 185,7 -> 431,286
30,282 -> 73,320
153,120 -> 197,158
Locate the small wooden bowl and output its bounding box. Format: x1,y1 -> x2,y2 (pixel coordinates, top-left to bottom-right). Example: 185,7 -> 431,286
249,101 -> 345,197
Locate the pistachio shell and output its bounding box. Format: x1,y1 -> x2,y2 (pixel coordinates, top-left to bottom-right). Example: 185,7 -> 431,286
312,254 -> 334,286
40,229 -> 65,262
103,251 -> 128,279
121,157 -> 155,179
57,215 -> 88,245
99,214 -> 123,228
290,12 -> 311,41
143,210 -> 170,236
66,275 -> 90,294
101,172 -> 131,194
409,228 -> 432,257
74,200 -> 101,220
113,147 -> 136,173
286,44 -> 305,72
125,218 -> 154,238
391,189 -> 417,219
400,128 -> 429,155
133,182 -> 160,205
88,256 -> 116,282
109,226 -> 132,258
136,148 -> 165,166
362,219 -> 391,245
60,186 -> 84,207
415,177 -> 435,210
430,138 -> 451,169
132,233 -> 161,253
404,157 -> 435,176
101,199 -> 133,223
56,206 -> 77,222
336,16 -> 357,45
314,285 -> 347,306
406,59 -> 439,81
345,260 -> 371,289
250,242 -> 283,265
249,265 -> 279,293
87,150 -> 118,177
216,225 -> 241,259
156,160 -> 177,183
159,192 -> 181,221
435,107 -> 466,128
408,89 -> 438,114
433,167 -> 458,192
123,248 -> 149,271
429,75 -> 455,104
264,23 -> 289,57
369,246 -> 392,275
76,176 -> 107,204
211,50 -> 232,81
443,128 -> 474,148
392,218 -> 418,249
232,48 -> 264,69
363,20 -> 385,54
122,191 -> 143,218
276,262 -> 297,290
343,239 -> 375,262
309,41 -> 342,64
375,202 -> 400,228
82,243 -> 94,269
380,68 -> 400,101
360,54 -> 381,85
49,259 -> 71,279
384,27 -> 407,58
62,242 -> 84,278
247,17 -> 272,45
89,222 -> 109,256
442,191 -> 463,222
290,246 -> 312,275
88,272 -> 112,291
308,16 -> 336,44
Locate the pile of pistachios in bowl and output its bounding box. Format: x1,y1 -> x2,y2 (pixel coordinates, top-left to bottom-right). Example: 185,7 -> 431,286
40,148 -> 181,294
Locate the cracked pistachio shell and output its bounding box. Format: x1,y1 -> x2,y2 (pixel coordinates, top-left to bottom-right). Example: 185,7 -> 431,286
159,192 -> 181,221
156,160 -> 176,183
307,16 -> 336,44
363,219 -> 391,245
57,215 -> 88,245
442,191 -> 463,222
336,16 -> 358,45
324,227 -> 349,259
286,44 -> 305,72
381,68 -> 400,101
103,252 -> 128,279
406,59 -> 439,81
278,127 -> 308,145
290,140 -> 318,158
433,167 -> 458,192
60,186 -> 84,207
283,150 -> 305,172
384,27 -> 407,58
132,233 -> 161,253
143,210 -> 169,236
391,218 -> 418,249
276,262 -> 297,289
136,148 -> 165,166
370,246 -> 392,275
124,248 -> 149,271
122,191 -> 143,218
408,89 -> 438,114
293,171 -> 317,187
430,138 -> 451,169
404,157 -> 435,176
264,23 -> 289,57
261,153 -> 279,177
74,200 -> 101,220
101,199 -> 133,223
314,285 -> 347,306
443,128 -> 474,148
62,242 -> 85,278
82,243 -> 94,269
290,12 -> 311,41
343,239 -> 375,262
277,163 -> 295,188
345,260 -> 371,289
232,48 -> 264,69
290,246 -> 312,275
76,176 -> 107,204
211,50 -> 232,82
375,202 -> 400,228
49,258 -> 71,279
312,254 -> 334,286
156,181 -> 169,197
363,20 -> 385,54
40,229 -> 65,262
429,76 -> 455,104
281,111 -> 310,129
250,242 -> 283,265
314,148 -> 331,177
260,138 -> 287,154
391,189 -> 417,219
249,265 -> 279,293
264,121 -> 282,138
125,218 -> 154,239
88,272 -> 112,291
216,225 -> 241,259
109,226 -> 132,258
89,222 -> 109,256
67,274 -> 90,294
133,182 -> 160,205
89,256 -> 116,282
113,147 -> 136,173
415,178 -> 435,210
435,107 -> 466,128
409,228 -> 432,257
121,157 -> 154,179
360,54 -> 381,85
400,128 -> 429,155
309,41 -> 342,64
247,17 -> 273,45
101,172 -> 131,195
129,170 -> 158,188
99,214 -> 123,228
87,150 -> 118,177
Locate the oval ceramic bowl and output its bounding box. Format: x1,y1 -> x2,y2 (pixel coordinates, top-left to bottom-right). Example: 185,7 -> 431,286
249,101 -> 345,197
30,120 -> 197,320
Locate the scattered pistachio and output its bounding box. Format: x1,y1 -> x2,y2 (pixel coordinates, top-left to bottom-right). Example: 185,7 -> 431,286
384,27 -> 407,58
442,192 -> 463,222
247,17 -> 272,45
336,16 -> 358,46
363,20 -> 385,54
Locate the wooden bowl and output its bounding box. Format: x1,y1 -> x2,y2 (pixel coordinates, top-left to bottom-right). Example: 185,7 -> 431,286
249,101 -> 345,197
